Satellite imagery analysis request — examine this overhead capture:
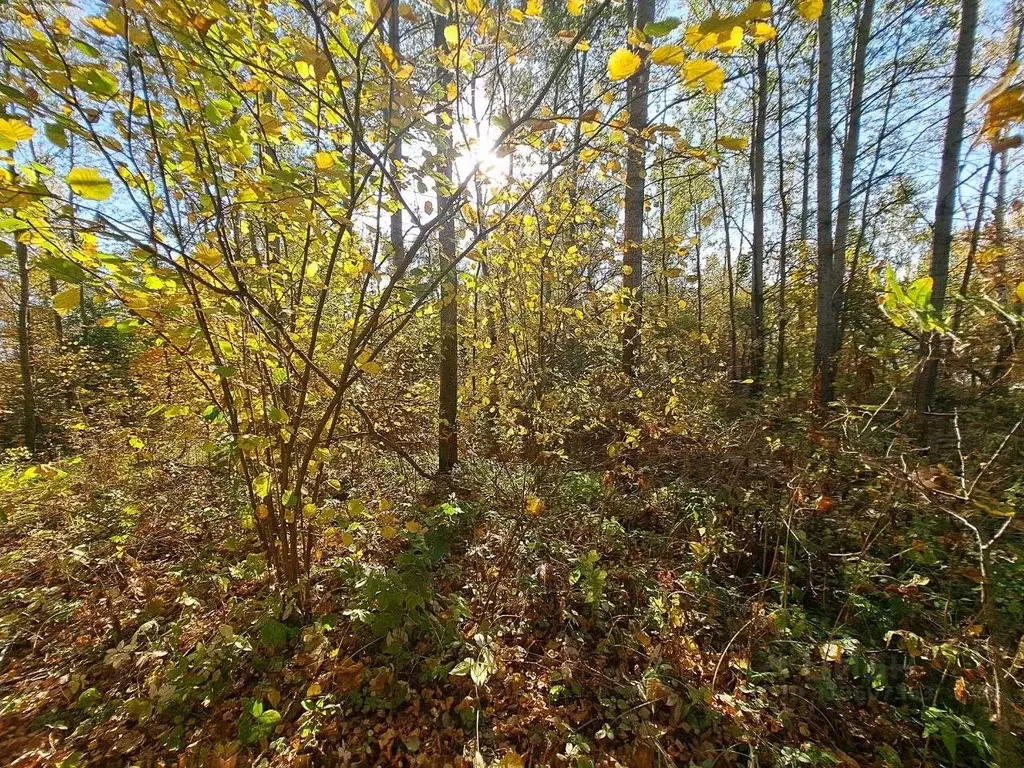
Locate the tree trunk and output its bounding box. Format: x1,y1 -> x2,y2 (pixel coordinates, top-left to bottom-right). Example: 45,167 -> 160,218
774,38 -> 790,387
49,275 -> 64,345
435,13 -> 459,474
812,0 -> 836,405
844,19 -> 903,353
831,0 -> 874,361
620,0 -> 653,378
388,2 -> 406,272
751,43 -> 768,391
693,196 -> 705,370
990,5 -> 1024,384
799,49 -> 815,244
16,236 -> 37,455
913,0 -> 978,420
952,152 -> 995,336
714,99 -> 739,384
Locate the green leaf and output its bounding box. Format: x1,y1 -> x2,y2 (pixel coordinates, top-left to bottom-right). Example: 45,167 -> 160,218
906,276 -> 933,310
72,66 -> 118,96
45,122 -> 69,149
643,17 -> 680,37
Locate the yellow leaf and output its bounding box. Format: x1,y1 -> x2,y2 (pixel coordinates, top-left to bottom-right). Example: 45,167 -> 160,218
466,0 -> 483,13
622,264 -> 633,275
306,682 -> 322,697
751,21 -> 777,43
405,520 -> 423,533
797,0 -> 823,21
608,47 -> 642,81
1016,281 -> 1024,303
195,242 -> 221,267
567,0 -> 584,15
525,495 -> 545,517
682,59 -> 725,93
525,0 -> 543,17
742,1 -> 772,20
0,118 -> 35,150
66,167 -> 113,200
86,16 -> 119,36
685,25 -> 717,53
381,524 -> 397,539
376,40 -> 398,71
497,752 -> 526,768
314,150 -> 335,170
53,286 -> 80,315
508,8 -> 525,21
716,25 -> 743,54
718,135 -> 749,151
444,24 -> 459,49
650,44 -> 685,66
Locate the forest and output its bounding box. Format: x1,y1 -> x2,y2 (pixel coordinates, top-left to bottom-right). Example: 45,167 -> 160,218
1,0 -> 1023,765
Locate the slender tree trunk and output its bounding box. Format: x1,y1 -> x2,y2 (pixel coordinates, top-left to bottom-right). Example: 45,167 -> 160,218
844,20 -> 903,355
952,152 -> 996,336
812,0 -> 836,405
799,49 -> 815,243
694,197 -> 705,370
49,275 -> 63,345
714,100 -> 739,383
16,236 -> 37,455
620,0 -> 653,378
435,14 -> 458,474
990,4 -> 1024,384
388,2 -> 406,272
659,154 -> 669,301
751,44 -> 768,391
774,39 -> 790,387
913,0 -> 978,419
828,0 -> 874,386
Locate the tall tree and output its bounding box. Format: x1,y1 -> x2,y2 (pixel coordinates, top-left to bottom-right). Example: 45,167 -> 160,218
799,49 -> 815,244
387,0 -> 406,272
774,37 -> 791,386
16,235 -> 36,455
813,0 -> 874,405
714,99 -> 739,383
826,0 -> 875,387
435,12 -> 459,474
912,0 -> 979,419
750,43 -> 768,390
990,3 -> 1024,384
812,0 -> 836,405
620,0 -> 653,378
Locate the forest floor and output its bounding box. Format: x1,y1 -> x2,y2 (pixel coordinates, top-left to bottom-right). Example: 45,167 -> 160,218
0,408 -> 1016,767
